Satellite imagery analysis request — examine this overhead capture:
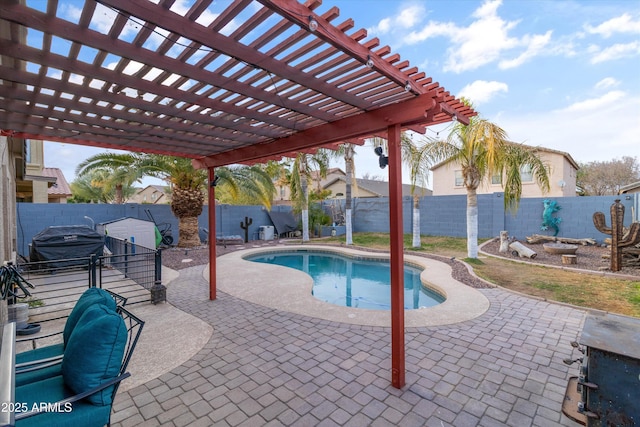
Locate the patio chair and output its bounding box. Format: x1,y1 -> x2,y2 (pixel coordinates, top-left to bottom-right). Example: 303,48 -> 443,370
14,305 -> 144,427
15,287 -> 126,386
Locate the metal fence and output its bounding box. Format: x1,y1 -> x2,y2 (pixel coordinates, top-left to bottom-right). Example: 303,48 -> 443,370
103,236 -> 161,291
13,240 -> 161,327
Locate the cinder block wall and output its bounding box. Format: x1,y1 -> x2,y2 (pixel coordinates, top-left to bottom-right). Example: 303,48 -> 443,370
16,194 -> 636,256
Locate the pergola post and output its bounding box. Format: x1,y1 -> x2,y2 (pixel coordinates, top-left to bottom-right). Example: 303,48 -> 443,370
208,167 -> 217,301
388,123 -> 405,389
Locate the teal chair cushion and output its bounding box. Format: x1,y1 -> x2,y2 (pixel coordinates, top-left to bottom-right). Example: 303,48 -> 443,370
63,288 -> 117,345
15,376 -> 112,427
62,304 -> 127,406
16,342 -> 64,365
15,345 -> 63,387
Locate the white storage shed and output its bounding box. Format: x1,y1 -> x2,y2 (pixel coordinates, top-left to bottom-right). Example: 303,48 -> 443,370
97,217 -> 158,249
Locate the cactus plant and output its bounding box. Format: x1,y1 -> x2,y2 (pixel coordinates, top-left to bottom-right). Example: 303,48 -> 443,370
240,216 -> 253,243
593,199 -> 640,271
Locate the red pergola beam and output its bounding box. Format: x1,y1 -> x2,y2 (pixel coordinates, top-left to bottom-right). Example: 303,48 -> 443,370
194,93 -> 439,168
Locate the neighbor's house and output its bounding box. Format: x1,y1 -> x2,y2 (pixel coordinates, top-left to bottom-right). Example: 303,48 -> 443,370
42,167 -> 72,203
16,139 -> 58,203
619,181 -> 640,195
431,145 -> 579,198
126,185 -> 170,204
323,176 -> 431,199
311,168 -> 431,199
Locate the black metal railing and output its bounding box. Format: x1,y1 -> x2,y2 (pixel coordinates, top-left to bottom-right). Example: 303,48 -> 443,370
13,239 -> 162,325
103,236 -> 161,291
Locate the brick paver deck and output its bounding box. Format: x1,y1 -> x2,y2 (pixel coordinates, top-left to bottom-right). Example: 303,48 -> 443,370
111,263 -> 585,426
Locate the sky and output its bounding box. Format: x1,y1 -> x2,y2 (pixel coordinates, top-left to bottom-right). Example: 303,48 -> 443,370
43,0 -> 640,188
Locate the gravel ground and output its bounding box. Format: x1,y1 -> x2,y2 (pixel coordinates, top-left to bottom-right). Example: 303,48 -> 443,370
480,238 -> 639,277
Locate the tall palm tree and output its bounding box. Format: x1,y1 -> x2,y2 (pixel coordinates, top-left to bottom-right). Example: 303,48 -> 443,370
139,155 -> 207,247
400,135 -> 431,248
424,118 -> 550,258
75,153 -> 145,204
289,150 -> 330,241
326,144 -> 358,245
373,135 -> 430,248
342,143 -> 357,245
140,156 -> 275,247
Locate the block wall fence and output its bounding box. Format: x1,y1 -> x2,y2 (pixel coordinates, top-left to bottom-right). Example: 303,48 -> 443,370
16,194 -> 638,257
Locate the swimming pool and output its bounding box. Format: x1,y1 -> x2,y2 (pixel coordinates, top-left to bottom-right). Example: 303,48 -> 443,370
246,250 -> 445,310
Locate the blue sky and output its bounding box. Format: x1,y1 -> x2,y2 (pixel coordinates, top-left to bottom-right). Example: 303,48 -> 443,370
44,0 -> 640,187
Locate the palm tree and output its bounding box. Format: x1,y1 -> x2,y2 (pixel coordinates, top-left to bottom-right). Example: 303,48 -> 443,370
70,169 -> 134,203
342,143 -> 357,245
213,165 -> 276,209
373,135 -> 430,248
400,135 -> 431,248
289,150 -> 330,241
325,144 -> 358,245
423,118 -> 550,258
139,155 -> 207,247
140,156 -> 276,247
75,153 -> 145,204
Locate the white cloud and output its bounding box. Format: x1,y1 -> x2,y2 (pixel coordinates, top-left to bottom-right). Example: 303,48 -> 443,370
584,13 -> 640,38
368,3 -> 426,36
557,91 -> 626,113
499,31 -> 552,69
589,41 -> 640,63
594,77 -> 619,90
500,93 -> 640,163
458,80 -> 508,105
404,0 -> 555,73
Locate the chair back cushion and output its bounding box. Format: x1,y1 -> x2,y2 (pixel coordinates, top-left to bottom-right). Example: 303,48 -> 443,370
63,288 -> 117,345
62,304 -> 127,406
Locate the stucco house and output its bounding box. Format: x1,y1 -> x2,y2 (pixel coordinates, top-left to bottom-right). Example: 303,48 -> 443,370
619,181 -> 640,195
431,145 -> 579,198
15,139 -> 57,203
42,167 -> 72,203
126,185 -> 170,204
323,176 -> 431,199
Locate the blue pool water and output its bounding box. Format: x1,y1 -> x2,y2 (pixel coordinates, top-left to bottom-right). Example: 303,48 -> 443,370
246,251 -> 445,310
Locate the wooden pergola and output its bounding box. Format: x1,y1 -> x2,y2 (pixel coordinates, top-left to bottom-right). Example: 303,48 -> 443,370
0,0 -> 475,389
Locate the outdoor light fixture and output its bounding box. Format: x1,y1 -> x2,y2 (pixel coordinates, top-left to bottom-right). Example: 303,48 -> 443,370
366,55 -> 374,68
210,175 -> 220,187
374,146 -> 388,169
404,81 -> 412,92
308,16 -> 318,32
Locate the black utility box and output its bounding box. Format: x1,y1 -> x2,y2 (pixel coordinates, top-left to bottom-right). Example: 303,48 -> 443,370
574,313 -> 640,426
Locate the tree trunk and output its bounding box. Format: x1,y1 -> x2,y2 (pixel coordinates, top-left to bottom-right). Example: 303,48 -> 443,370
466,187 -> 479,258
302,209 -> 309,242
499,231 -> 509,253
177,216 -> 201,248
115,184 -> 123,204
412,196 -> 420,248
509,241 -> 537,259
344,144 -> 354,245
345,209 -> 352,245
301,175 -> 309,242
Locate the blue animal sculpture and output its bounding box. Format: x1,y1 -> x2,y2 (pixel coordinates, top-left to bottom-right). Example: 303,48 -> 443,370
541,199 -> 562,236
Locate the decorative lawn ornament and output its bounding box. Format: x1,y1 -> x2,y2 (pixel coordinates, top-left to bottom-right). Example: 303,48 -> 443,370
541,199 -> 562,236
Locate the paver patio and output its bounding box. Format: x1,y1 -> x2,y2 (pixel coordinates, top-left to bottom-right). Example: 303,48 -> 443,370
110,261 -> 585,427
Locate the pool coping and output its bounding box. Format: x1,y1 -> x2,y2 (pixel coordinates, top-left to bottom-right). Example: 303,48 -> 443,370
210,244 -> 490,327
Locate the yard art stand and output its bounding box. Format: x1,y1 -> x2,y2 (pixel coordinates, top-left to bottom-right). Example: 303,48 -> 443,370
593,199 -> 640,271
240,216 -> 253,243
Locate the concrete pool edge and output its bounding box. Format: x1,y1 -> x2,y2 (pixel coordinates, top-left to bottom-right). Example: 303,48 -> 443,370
208,245 -> 490,327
